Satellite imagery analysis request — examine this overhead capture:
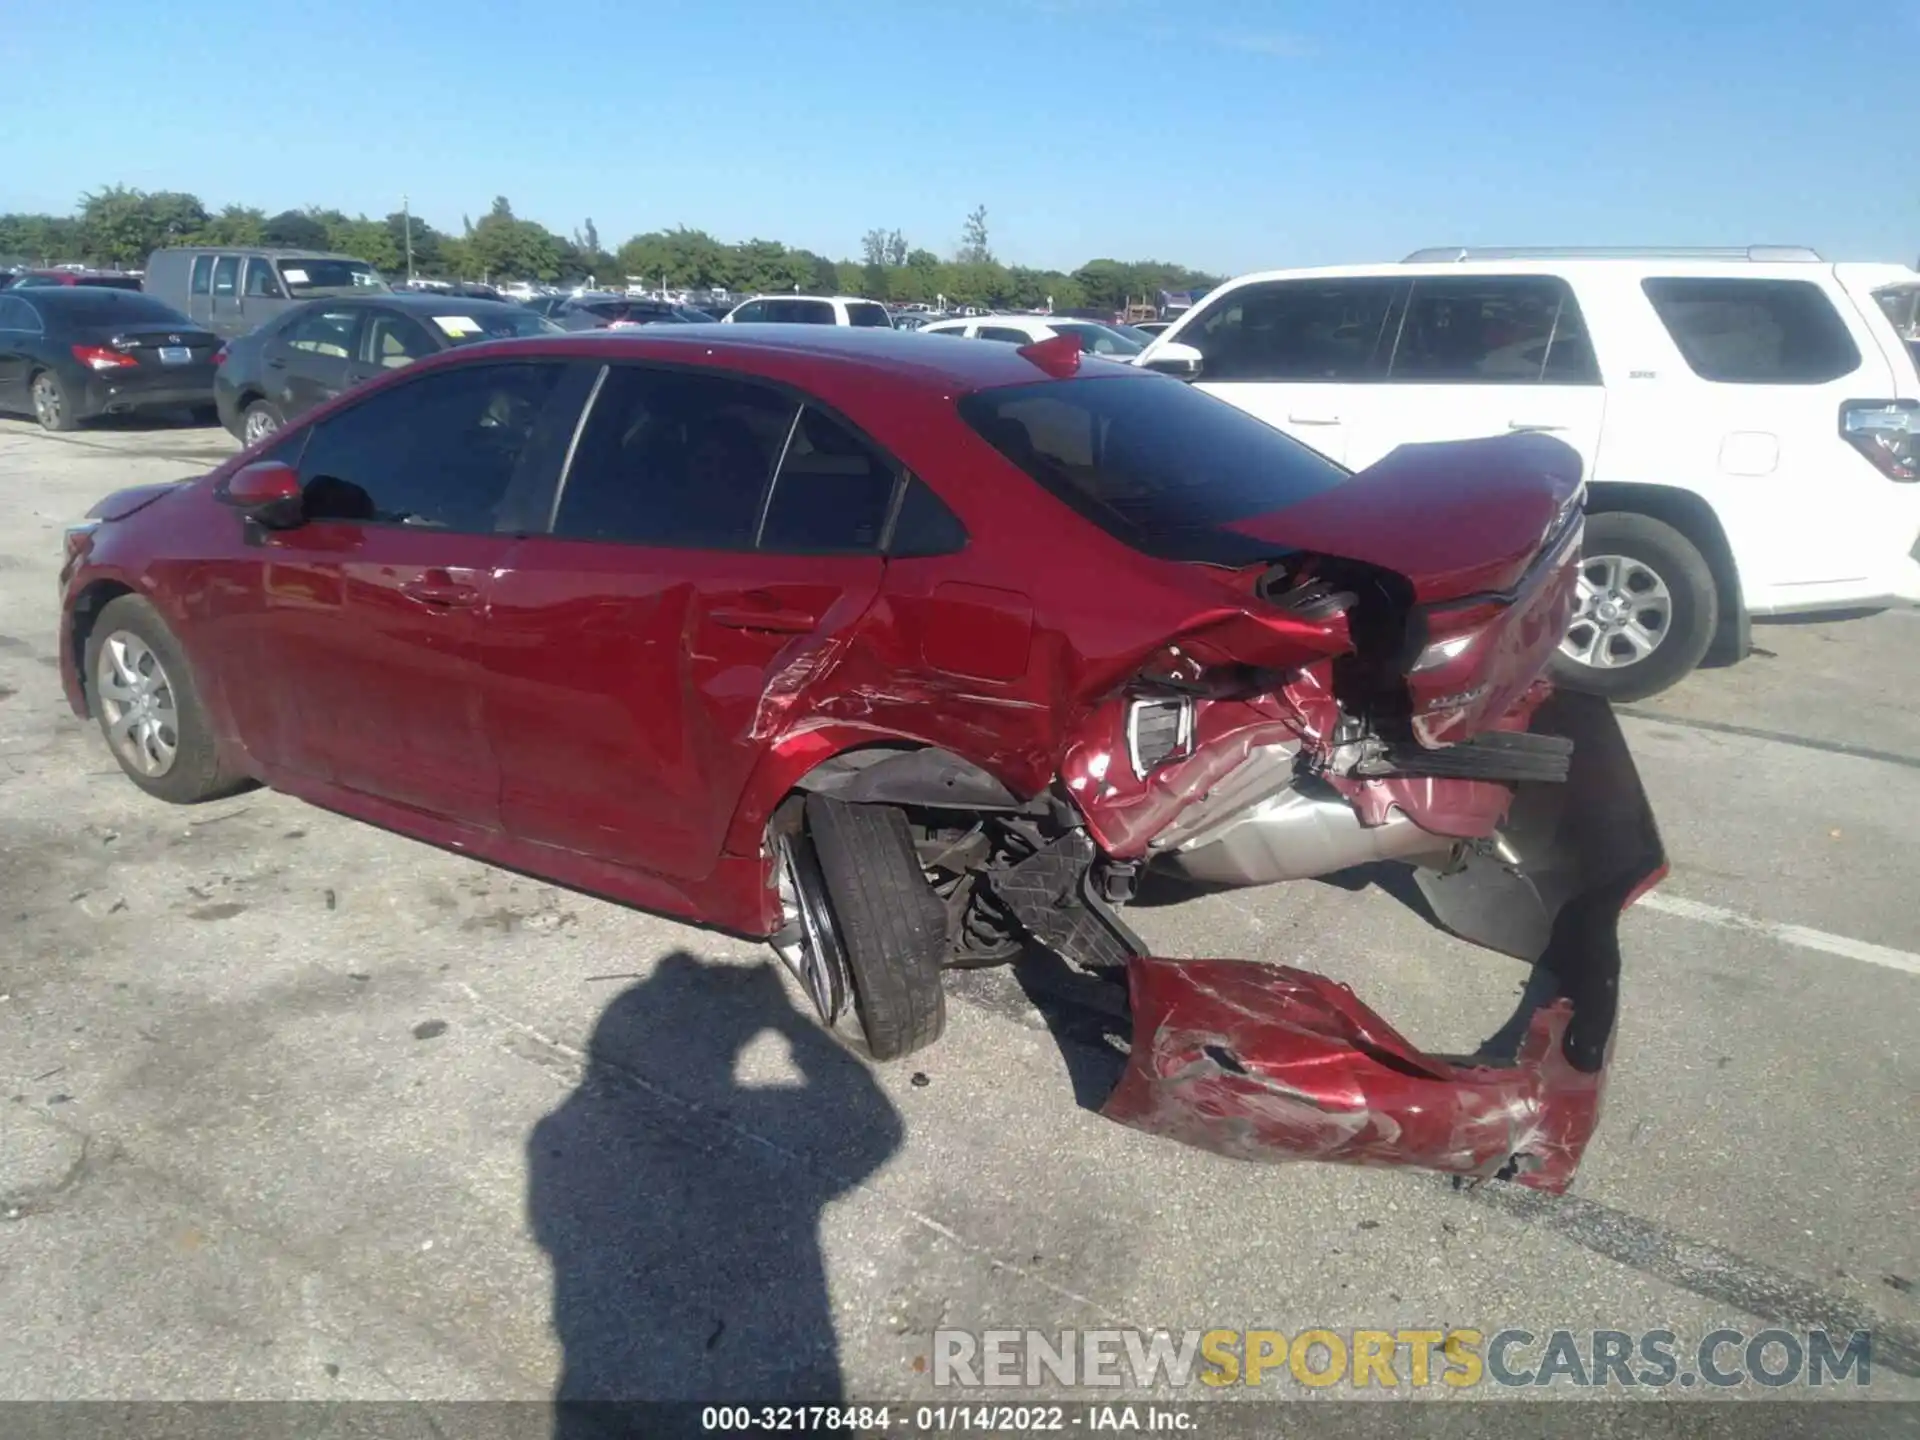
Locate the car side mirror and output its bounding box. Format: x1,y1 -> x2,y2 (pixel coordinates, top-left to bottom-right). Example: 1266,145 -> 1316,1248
1141,340 -> 1203,381
221,460 -> 304,529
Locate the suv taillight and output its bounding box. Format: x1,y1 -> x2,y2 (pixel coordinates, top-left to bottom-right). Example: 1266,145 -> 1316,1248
212,344 -> 228,366
1840,399 -> 1919,481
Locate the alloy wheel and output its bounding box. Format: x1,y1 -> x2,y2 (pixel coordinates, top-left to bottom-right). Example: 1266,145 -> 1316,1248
1559,553 -> 1673,670
95,631 -> 180,777
243,409 -> 278,446
770,833 -> 849,1025
31,375 -> 62,429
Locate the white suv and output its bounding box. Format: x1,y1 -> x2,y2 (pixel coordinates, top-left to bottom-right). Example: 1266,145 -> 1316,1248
1137,247 -> 1920,699
722,294 -> 893,328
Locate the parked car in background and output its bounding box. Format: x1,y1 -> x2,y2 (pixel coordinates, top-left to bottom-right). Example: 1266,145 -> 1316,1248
7,269 -> 145,292
0,286 -> 218,431
144,248 -> 388,340
556,294 -> 716,330
56,324 -> 1661,1191
211,293 -> 558,444
921,313 -> 1144,359
723,294 -> 893,327
1131,319 -> 1175,337
1137,246 -> 1920,699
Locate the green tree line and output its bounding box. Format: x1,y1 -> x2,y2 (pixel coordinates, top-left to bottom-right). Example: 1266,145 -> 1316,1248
0,186 -> 1223,314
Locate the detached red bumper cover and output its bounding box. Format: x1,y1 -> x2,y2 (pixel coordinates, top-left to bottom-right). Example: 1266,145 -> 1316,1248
1101,690 -> 1665,1193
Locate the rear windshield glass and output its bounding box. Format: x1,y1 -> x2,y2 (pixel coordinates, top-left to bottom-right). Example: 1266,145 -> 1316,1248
958,375 -> 1348,560
278,259 -> 387,295
846,302 -> 894,328
431,307 -> 560,342
1641,277 -> 1860,384
35,289 -> 192,326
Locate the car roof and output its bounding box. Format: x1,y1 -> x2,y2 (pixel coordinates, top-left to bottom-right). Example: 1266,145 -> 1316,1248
295,293 -> 525,314
736,294 -> 884,305
452,323 -> 1153,392
153,247 -> 367,261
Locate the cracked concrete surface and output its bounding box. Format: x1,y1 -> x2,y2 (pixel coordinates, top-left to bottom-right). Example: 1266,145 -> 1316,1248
0,417 -> 1915,1411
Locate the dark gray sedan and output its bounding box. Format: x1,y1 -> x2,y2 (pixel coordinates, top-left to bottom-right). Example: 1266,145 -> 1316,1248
211,293 -> 559,445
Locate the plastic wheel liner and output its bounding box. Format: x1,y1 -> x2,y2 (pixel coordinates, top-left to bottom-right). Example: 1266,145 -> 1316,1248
1100,689 -> 1667,1194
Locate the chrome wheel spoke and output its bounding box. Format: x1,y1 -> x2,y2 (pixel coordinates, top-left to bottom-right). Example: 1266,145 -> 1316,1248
95,630 -> 180,779
1560,552 -> 1672,670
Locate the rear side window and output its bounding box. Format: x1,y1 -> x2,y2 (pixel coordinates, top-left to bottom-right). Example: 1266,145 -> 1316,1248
243,258 -> 283,298
212,255 -> 239,297
298,362 -> 567,531
1181,277 -> 1403,382
958,375 -> 1348,561
1642,277 -> 1861,384
759,407 -> 897,552
553,366 -> 796,548
281,309 -> 360,359
730,301 -> 767,322
846,302 -> 893,328
190,255 -> 213,297
977,326 -> 1030,344
762,299 -> 836,324
1390,276 -> 1599,384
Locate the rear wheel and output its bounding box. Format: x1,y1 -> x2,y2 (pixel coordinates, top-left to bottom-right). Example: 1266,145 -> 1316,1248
85,595 -> 248,804
242,400 -> 283,447
1552,511 -> 1717,702
30,371 -> 75,432
792,794 -> 948,1060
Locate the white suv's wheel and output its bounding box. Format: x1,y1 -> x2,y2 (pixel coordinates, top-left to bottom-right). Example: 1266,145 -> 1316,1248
1551,512 -> 1718,702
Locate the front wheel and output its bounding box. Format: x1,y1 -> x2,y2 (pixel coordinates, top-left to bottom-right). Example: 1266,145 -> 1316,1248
241,400 -> 283,448
1551,511 -> 1717,702
85,595 -> 250,804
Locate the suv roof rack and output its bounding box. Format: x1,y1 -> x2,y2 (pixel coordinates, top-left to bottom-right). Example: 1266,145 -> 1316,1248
1402,245 -> 1824,264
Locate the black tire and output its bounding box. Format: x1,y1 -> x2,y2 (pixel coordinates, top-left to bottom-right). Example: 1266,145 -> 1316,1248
29,370 -> 76,432
1551,511 -> 1717,702
803,794 -> 947,1060
241,399 -> 283,448
85,595 -> 250,805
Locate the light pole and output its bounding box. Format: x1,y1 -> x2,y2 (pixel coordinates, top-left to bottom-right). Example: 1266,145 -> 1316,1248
402,194 -> 415,284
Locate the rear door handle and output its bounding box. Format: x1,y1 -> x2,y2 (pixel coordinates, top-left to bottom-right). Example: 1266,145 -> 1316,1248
1287,413 -> 1341,425
401,574 -> 480,608
1508,420 -> 1569,432
710,603 -> 817,633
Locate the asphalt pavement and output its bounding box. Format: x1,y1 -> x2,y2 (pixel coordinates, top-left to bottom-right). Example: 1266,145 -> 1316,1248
0,416 -> 1914,1420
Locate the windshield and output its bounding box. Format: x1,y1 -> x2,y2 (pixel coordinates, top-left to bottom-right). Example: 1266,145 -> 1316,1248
39,289 -> 193,327
958,375 -> 1347,561
430,308 -> 562,343
278,258 -> 387,295
1052,321 -> 1144,357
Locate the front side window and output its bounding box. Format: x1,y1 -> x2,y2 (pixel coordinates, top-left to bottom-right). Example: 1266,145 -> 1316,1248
298,362 -> 567,531
759,407 -> 897,552
959,374 -> 1349,561
0,296 -> 37,331
281,308 -> 361,359
243,257 -> 285,299
552,367 -> 796,548
211,255 -> 239,298
279,258 -> 386,295
1181,277 -> 1404,383
1642,277 -> 1861,384
190,254 -> 213,297
1389,276 -> 1599,384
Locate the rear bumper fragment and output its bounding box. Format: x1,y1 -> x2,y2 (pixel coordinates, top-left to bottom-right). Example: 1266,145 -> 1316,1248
1102,690 -> 1665,1192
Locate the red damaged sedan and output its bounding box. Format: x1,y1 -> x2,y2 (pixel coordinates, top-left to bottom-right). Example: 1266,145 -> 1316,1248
57,326 -> 1664,1192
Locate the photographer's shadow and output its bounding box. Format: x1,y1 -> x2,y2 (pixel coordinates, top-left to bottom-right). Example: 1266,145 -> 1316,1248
529,951 -> 903,1424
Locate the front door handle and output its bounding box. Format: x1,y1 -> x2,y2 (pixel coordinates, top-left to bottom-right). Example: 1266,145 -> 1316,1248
710,603 -> 817,633
401,574 -> 480,608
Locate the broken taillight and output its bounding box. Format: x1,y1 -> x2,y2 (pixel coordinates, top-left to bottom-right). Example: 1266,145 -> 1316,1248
1840,399 -> 1919,481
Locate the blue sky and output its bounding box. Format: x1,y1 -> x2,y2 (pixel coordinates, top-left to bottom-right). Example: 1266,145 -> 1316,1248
3,0 -> 1914,274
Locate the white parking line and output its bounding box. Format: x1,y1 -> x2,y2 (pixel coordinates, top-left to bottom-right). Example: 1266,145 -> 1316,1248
1638,892 -> 1920,978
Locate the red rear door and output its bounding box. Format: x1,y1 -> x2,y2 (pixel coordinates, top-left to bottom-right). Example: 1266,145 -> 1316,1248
483,367 -> 894,882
